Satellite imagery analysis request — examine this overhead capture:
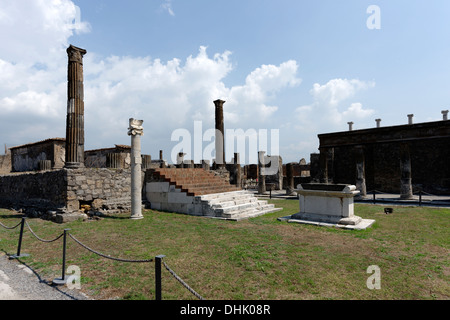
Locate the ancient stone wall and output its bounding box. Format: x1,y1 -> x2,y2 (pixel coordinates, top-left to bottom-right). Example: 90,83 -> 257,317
317,120 -> 450,195
65,168 -> 132,213
0,170 -> 67,212
84,148 -> 131,169
9,139 -> 65,172
0,168 -> 133,221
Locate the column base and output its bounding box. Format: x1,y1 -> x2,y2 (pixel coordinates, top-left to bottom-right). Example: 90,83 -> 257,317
65,162 -> 84,169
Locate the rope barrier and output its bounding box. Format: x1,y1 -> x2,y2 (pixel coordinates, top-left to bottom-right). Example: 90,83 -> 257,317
68,233 -> 154,263
1,216 -> 204,300
25,220 -> 64,243
0,220 -> 22,230
163,260 -> 205,300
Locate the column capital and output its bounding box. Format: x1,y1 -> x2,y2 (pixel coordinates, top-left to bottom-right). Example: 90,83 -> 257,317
213,99 -> 226,107
128,118 -> 144,136
67,45 -> 87,63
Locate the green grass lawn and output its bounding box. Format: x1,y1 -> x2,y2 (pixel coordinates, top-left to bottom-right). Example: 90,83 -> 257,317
0,200 -> 448,300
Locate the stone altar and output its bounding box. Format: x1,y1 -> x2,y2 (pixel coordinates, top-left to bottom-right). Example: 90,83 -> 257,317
278,183 -> 375,230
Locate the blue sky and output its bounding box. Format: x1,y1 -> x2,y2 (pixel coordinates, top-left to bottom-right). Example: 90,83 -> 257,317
1,0 -> 449,164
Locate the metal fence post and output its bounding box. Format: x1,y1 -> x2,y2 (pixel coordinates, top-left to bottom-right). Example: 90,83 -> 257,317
373,191 -> 376,204
9,217 -> 30,260
155,255 -> 166,300
52,229 -> 70,285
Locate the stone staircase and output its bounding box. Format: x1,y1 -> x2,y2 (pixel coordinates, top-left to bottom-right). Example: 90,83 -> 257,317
152,168 -> 240,196
147,168 -> 282,220
199,190 -> 282,221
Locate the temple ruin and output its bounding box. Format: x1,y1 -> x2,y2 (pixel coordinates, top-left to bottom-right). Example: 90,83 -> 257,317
0,44 -> 448,223
312,113 -> 450,196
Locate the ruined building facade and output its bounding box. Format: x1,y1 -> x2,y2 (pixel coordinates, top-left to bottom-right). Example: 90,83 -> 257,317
315,116 -> 450,196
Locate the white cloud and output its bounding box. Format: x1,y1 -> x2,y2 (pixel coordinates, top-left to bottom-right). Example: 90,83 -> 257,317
0,0 -> 301,158
0,0 -> 89,66
296,78 -> 375,127
288,78 -> 376,158
82,47 -> 301,151
343,102 -> 375,119
160,0 -> 175,16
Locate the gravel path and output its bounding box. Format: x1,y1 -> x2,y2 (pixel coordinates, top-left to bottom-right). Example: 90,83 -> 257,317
0,253 -> 90,300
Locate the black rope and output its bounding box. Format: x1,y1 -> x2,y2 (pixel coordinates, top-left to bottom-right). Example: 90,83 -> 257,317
0,220 -> 22,230
25,220 -> 64,243
163,260 -> 205,300
68,233 -> 153,263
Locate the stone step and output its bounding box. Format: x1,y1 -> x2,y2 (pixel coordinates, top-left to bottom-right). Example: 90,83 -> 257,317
209,197 -> 259,208
199,190 -> 250,201
212,201 -> 261,214
149,169 -> 281,220
153,168 -> 240,197
221,204 -> 283,220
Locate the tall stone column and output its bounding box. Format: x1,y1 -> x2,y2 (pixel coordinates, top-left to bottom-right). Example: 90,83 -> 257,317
319,148 -> 329,183
234,152 -> 241,188
128,118 -> 144,220
286,163 -> 295,195
258,151 -> 266,194
214,99 -> 226,169
177,152 -> 185,168
400,143 -> 413,200
65,45 -> 87,169
354,146 -> 367,197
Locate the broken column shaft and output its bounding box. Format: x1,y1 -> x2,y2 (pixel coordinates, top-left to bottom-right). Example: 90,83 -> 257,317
214,99 -> 226,169
354,146 -> 367,197
65,45 -> 87,169
400,143 -> 413,200
258,151 -> 266,194
286,163 -> 295,196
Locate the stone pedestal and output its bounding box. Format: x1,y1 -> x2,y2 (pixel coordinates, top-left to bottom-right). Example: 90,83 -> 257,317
278,183 -> 375,230
128,118 -> 144,220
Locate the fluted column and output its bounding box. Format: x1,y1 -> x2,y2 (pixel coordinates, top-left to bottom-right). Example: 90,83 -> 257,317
65,45 -> 87,169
